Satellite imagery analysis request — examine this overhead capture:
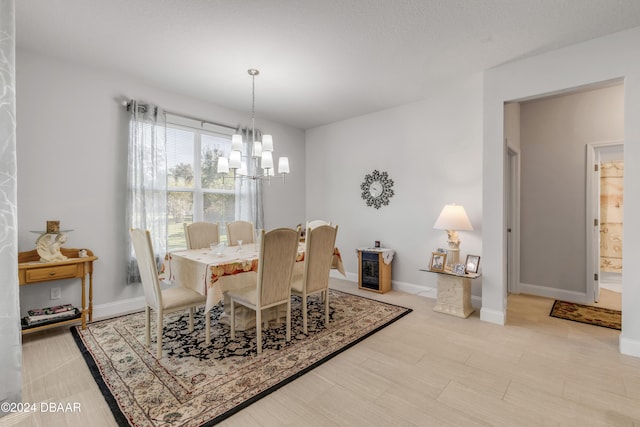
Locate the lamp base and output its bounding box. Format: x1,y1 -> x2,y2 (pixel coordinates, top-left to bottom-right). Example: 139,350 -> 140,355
446,248 -> 460,267
445,230 -> 461,267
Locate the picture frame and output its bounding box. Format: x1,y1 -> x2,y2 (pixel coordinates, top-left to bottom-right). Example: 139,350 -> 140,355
436,247 -> 446,254
452,263 -> 466,276
465,254 -> 481,274
430,252 -> 446,272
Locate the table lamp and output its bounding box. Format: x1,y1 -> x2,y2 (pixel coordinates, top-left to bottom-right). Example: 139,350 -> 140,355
433,204 -> 473,267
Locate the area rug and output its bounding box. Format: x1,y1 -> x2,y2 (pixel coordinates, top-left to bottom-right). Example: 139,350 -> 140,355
549,300 -> 621,330
71,289 -> 411,426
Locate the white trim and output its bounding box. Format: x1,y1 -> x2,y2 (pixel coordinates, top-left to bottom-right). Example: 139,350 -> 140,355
620,334 -> 640,358
92,296 -> 146,321
519,282 -> 589,304
480,307 -> 505,325
331,270 -> 357,283
507,146 -> 521,294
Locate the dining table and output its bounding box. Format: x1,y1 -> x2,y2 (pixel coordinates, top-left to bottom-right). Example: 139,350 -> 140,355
160,242 -> 345,329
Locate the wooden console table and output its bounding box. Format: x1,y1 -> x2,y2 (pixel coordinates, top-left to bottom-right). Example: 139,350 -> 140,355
420,268 -> 480,318
18,248 -> 97,333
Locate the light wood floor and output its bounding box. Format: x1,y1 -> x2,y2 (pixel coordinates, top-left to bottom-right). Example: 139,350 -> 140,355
5,279 -> 639,427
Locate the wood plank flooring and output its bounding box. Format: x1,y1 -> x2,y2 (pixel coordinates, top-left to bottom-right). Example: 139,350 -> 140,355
4,279 -> 639,426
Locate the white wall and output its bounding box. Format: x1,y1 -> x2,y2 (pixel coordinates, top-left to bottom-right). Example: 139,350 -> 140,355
483,26 -> 640,357
306,74 -> 483,298
16,49 -> 305,318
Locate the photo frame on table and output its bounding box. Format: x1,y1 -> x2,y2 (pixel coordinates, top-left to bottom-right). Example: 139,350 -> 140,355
452,263 -> 466,276
430,252 -> 446,272
465,254 -> 481,274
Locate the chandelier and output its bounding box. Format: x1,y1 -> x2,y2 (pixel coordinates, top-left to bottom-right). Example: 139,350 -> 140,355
216,69 -> 290,182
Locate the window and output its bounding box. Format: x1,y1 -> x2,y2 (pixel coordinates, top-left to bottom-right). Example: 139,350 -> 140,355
166,124 -> 236,251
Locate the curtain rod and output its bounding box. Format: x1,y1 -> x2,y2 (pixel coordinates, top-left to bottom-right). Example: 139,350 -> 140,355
123,100 -> 238,132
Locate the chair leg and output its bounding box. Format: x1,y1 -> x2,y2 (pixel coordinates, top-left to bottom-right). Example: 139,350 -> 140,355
145,306 -> 151,347
302,294 -> 308,335
286,300 -> 291,342
156,311 -> 163,359
205,310 -> 211,345
256,307 -> 262,354
188,307 -> 194,332
230,299 -> 236,340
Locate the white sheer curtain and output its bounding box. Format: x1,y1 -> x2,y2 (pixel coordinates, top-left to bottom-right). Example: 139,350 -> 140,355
126,100 -> 167,283
236,126 -> 264,231
0,0 -> 21,409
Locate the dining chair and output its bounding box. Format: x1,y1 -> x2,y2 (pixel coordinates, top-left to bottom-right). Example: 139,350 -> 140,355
228,228 -> 299,354
306,219 -> 331,230
129,228 -> 210,359
291,224 -> 338,334
226,220 -> 255,245
184,221 -> 219,249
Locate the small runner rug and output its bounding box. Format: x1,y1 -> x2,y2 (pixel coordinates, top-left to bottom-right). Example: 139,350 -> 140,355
72,289 -> 411,427
549,300 -> 621,330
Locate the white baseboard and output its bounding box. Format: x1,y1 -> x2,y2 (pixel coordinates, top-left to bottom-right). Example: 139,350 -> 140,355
519,282 -> 588,303
480,307 -> 506,325
620,334 -> 640,358
92,296 -> 146,321
330,271 -> 438,299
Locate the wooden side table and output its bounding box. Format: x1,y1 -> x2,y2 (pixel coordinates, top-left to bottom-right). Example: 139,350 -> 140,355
18,247 -> 98,333
357,248 -> 394,293
421,269 -> 480,318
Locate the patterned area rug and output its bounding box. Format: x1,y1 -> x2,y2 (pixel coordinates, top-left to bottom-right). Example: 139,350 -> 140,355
72,289 -> 411,426
549,300 -> 621,330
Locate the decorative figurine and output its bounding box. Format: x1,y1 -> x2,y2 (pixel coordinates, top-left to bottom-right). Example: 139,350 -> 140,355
36,232 -> 68,262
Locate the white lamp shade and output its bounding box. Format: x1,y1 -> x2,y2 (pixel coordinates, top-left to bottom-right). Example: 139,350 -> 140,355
231,134 -> 243,151
262,134 -> 273,152
433,204 -> 473,231
217,156 -> 229,173
261,151 -> 274,169
253,141 -> 262,157
229,151 -> 242,169
278,157 -> 290,174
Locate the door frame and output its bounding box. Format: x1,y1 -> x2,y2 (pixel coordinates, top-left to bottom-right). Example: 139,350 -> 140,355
585,140 -> 623,303
507,146 -> 521,294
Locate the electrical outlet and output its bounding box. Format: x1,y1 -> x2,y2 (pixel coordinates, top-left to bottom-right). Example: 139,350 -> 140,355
50,287 -> 61,300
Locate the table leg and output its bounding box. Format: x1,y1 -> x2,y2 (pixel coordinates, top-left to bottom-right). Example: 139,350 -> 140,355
81,275 -> 87,329
88,270 -> 93,322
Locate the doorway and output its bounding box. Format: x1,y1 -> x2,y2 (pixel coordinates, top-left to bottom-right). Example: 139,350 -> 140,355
586,142 -> 623,305
506,82 -> 623,305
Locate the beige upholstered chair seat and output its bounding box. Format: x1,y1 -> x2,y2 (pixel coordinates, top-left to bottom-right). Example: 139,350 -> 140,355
290,275 -> 304,293
227,286 -> 259,306
161,286 -> 210,310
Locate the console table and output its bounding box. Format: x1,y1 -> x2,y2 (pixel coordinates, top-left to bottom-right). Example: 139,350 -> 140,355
420,268 -> 480,318
18,248 -> 97,333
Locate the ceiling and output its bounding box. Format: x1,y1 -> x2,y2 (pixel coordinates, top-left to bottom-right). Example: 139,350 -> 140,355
16,0 -> 640,129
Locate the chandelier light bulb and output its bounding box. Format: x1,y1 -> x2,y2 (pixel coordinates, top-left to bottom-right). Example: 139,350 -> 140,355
262,135 -> 274,152
278,157 -> 290,174
217,156 -> 229,174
